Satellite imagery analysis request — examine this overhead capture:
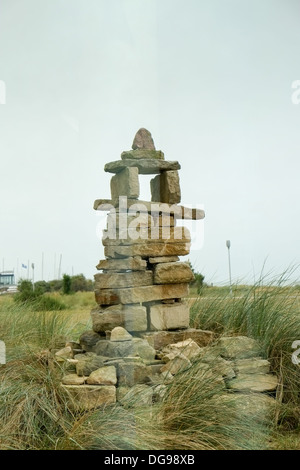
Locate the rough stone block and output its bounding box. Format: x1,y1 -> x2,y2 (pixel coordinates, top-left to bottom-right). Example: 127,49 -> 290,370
226,373 -> 278,392
79,331 -> 102,352
95,283 -> 189,306
110,167 -> 139,200
62,374 -> 87,385
102,226 -> 191,246
233,358 -> 270,375
117,362 -> 152,386
140,328 -> 214,350
96,257 -> 147,272
91,304 -> 147,333
61,384 -> 116,410
86,365 -> 117,385
104,159 -> 181,175
153,262 -> 194,284
151,171 -> 181,204
121,150 -> 164,160
104,242 -> 191,259
149,302 -> 190,330
217,336 -> 262,359
149,256 -> 179,264
94,271 -> 153,289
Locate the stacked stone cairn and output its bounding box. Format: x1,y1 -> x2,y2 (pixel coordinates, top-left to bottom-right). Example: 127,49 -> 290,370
57,129 -> 277,413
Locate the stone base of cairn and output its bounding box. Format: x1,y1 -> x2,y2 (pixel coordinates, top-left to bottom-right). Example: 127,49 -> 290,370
55,130 -> 277,411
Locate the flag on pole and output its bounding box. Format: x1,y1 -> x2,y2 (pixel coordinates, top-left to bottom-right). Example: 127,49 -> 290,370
22,264 -> 27,269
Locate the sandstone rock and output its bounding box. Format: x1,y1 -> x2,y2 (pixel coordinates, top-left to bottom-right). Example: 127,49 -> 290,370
110,327 -> 132,342
132,128 -> 156,150
102,226 -> 191,246
104,159 -> 180,175
95,339 -> 134,357
152,215 -> 176,227
219,393 -> 276,422
149,302 -> 190,331
153,262 -> 194,284
227,373 -> 278,392
151,171 -> 181,204
117,362 -> 152,386
122,150 -> 164,160
62,374 -> 87,385
234,358 -> 270,375
217,336 -> 262,359
117,384 -> 153,407
104,242 -> 191,259
110,167 -> 139,200
55,346 -> 73,362
75,354 -> 105,376
160,353 -> 192,375
160,370 -> 174,384
131,338 -> 156,361
96,257 -> 147,272
153,384 -> 167,402
107,213 -> 154,231
140,328 -> 214,350
95,283 -> 189,306
86,365 -> 117,385
91,304 -> 147,333
161,339 -> 201,360
61,384 -> 116,410
79,330 -> 102,352
149,256 -> 179,264
94,271 -> 153,289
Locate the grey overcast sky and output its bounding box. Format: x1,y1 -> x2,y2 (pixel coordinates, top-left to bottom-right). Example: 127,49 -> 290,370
0,0 -> 300,285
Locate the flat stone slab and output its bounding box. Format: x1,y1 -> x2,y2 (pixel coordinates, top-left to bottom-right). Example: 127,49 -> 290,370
153,262 -> 194,284
234,358 -> 270,375
104,159 -> 180,175
139,328 -> 214,350
95,283 -> 189,305
94,199 -> 205,221
91,304 -> 147,333
61,384 -> 116,410
149,302 -> 190,330
102,226 -> 191,246
94,271 -> 153,289
104,242 -> 191,259
227,373 -> 278,392
121,150 -> 164,160
96,257 -> 147,272
86,365 -> 117,385
149,256 -> 179,264
217,336 -> 262,359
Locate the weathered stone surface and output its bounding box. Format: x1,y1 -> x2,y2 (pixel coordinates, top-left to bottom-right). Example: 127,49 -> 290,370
132,128 -> 156,150
151,171 -> 181,204
160,370 -> 174,384
149,302 -> 190,331
161,339 -> 201,360
149,256 -> 179,264
62,374 -> 87,385
122,150 -> 164,160
118,362 -> 153,387
94,271 -> 153,289
217,336 -> 262,359
110,327 -> 132,342
75,353 -> 106,376
79,330 -> 102,352
96,257 -> 147,272
104,242 -> 191,259
61,385 -> 116,410
234,358 -> 270,375
132,338 -> 156,361
160,353 -> 192,375
55,346 -> 73,362
117,385 -> 153,407
153,262 -> 194,284
104,159 -> 181,175
110,167 -> 139,200
94,198 -> 205,221
152,215 -> 176,227
219,393 -> 276,421
86,365 -> 117,385
107,213 -> 154,231
95,339 -> 134,357
140,328 -> 214,350
91,304 -> 147,333
102,226 -> 191,246
95,283 -> 189,306
227,373 -> 278,392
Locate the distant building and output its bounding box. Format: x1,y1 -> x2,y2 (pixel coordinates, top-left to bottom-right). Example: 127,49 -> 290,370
0,271 -> 15,286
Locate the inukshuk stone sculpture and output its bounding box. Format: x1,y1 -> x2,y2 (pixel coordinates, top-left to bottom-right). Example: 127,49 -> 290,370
60,129 -> 214,410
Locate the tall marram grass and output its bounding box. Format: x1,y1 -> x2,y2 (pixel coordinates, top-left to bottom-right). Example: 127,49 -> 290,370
0,294 -> 273,450
191,270 -> 300,429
